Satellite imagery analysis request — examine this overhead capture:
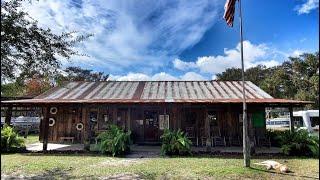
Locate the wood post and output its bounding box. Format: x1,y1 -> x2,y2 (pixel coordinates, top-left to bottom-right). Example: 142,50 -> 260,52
113,106 -> 117,125
5,105 -> 13,126
42,106 -> 49,152
82,105 -> 90,150
204,107 -> 211,151
127,108 -> 131,131
289,106 -> 294,132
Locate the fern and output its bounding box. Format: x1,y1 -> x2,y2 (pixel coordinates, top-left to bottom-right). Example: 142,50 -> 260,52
160,129 -> 192,156
1,124 -> 25,152
97,125 -> 131,156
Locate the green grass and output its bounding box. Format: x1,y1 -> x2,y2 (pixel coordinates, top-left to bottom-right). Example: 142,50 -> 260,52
1,153 -> 319,179
24,134 -> 40,145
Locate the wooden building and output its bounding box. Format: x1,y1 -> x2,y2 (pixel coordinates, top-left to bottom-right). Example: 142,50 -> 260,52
1,81 -> 310,150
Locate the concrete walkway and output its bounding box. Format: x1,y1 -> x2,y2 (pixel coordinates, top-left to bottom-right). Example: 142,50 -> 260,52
27,143 -> 281,154
27,143 -> 84,152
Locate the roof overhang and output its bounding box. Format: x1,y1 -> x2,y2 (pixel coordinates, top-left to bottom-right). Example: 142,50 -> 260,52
1,98 -> 313,107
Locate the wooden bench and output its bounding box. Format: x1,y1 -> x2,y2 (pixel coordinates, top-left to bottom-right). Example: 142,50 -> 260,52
60,137 -> 74,144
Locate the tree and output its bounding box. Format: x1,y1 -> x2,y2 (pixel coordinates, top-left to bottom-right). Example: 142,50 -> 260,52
245,65 -> 272,86
216,65 -> 272,86
1,0 -> 91,82
1,81 -> 25,97
55,66 -> 109,85
216,52 -> 319,108
24,75 -> 52,96
260,67 -> 294,99
216,68 -> 242,81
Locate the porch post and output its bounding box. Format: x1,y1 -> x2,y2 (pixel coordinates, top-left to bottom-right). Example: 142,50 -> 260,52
82,105 -> 90,150
289,106 -> 294,132
127,107 -> 131,131
42,106 -> 49,152
5,105 -> 13,126
204,107 -> 211,151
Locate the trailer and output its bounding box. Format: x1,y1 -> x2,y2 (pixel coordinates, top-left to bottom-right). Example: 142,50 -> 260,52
293,110 -> 319,133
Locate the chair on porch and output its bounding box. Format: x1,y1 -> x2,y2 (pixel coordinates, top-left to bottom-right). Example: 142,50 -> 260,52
211,126 -> 226,147
227,136 -> 241,146
185,127 -> 197,146
199,128 -> 207,147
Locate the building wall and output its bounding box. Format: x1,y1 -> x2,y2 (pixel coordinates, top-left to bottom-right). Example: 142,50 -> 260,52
40,103 -> 266,144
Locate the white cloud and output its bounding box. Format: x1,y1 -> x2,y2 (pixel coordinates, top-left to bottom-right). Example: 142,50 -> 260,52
151,72 -> 179,81
175,40 -> 280,74
290,50 -> 304,57
110,73 -> 150,81
295,0 -> 319,14
110,71 -> 206,81
21,0 -> 223,74
173,58 -> 197,71
180,72 -> 205,80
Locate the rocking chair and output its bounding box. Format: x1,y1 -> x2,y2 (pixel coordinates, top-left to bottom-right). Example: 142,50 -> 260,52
211,127 -> 226,147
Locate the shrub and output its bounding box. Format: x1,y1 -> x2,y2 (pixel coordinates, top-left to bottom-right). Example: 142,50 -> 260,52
97,125 -> 131,156
276,129 -> 319,157
265,129 -> 284,147
1,124 -> 25,152
160,129 -> 192,156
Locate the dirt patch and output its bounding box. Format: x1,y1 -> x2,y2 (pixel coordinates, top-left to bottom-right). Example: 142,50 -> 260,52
101,173 -> 144,180
97,158 -> 145,167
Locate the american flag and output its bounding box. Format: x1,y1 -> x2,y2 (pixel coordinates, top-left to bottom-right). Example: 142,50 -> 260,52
223,0 -> 237,27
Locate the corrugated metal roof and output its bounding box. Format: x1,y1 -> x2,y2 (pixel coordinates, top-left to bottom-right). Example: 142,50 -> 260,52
1,81 -> 312,104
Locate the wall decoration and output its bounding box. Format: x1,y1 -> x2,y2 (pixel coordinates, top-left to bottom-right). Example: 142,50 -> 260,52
89,111 -> 98,122
49,118 -> 55,126
50,107 -> 58,114
76,123 -> 84,131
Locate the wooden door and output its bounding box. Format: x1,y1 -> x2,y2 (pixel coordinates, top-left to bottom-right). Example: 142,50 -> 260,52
116,108 -> 127,130
144,110 -> 159,142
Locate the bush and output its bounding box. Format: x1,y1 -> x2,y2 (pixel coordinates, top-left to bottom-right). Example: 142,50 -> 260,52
160,129 -> 192,156
276,129 -> 319,157
97,125 -> 131,156
265,129 -> 284,147
1,124 -> 25,152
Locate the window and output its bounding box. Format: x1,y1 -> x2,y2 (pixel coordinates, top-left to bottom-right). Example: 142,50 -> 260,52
311,117 -> 319,127
159,114 -> 169,130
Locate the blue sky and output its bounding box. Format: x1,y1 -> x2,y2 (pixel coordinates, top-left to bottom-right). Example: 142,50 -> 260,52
23,0 -> 319,80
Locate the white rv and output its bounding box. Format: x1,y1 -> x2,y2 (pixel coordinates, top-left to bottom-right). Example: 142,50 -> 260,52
293,110 -> 319,133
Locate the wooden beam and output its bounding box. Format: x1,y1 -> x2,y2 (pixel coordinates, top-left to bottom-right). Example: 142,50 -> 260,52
127,107 -> 131,131
289,106 -> 294,132
5,105 -> 12,126
113,106 -> 117,124
42,107 -> 49,152
82,105 -> 90,150
204,107 -> 211,151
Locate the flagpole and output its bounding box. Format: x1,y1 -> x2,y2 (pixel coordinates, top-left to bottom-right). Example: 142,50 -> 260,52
238,0 -> 250,167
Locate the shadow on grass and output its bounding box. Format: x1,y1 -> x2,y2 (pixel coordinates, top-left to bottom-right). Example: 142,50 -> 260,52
249,167 -> 319,179
2,167 -> 98,180
14,150 -> 319,161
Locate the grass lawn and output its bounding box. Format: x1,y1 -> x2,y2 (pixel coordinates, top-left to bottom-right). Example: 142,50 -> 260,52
24,134 -> 40,145
1,153 -> 319,179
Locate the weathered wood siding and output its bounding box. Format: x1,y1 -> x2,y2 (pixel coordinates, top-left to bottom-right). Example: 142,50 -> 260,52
40,103 -> 267,144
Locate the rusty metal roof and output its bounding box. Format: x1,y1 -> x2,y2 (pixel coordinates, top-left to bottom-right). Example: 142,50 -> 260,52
1,81 -> 312,105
